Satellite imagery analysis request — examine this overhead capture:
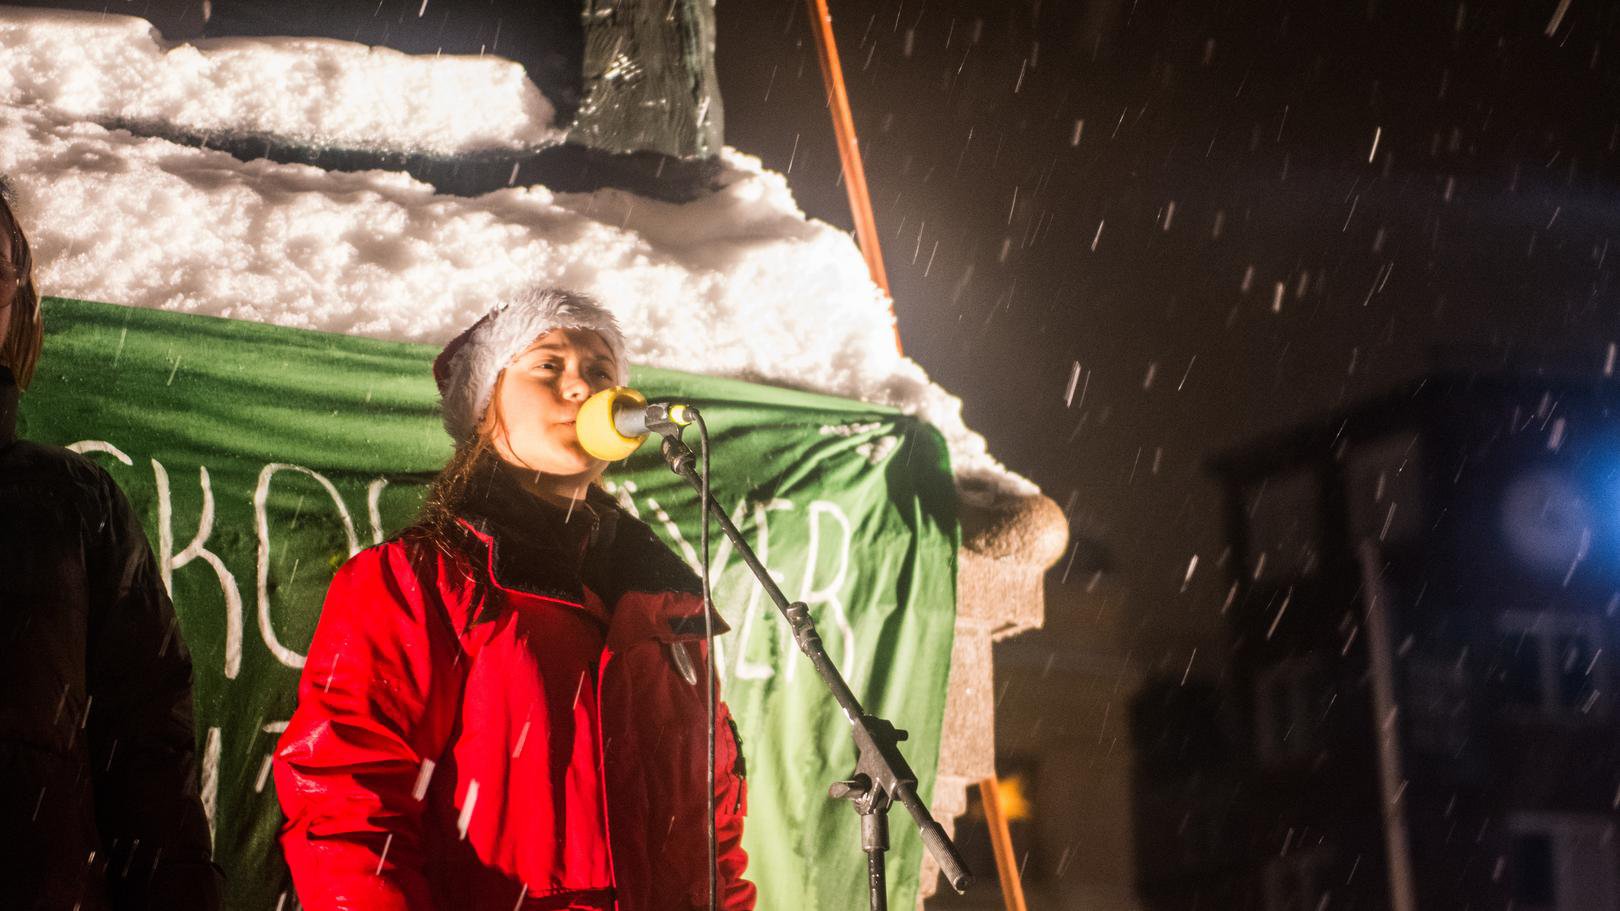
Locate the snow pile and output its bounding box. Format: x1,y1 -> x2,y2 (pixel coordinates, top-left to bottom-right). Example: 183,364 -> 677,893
0,7 -> 559,154
0,8 -> 1032,496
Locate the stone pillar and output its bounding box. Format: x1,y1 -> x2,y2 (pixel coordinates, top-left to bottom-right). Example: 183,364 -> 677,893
919,487 -> 1066,904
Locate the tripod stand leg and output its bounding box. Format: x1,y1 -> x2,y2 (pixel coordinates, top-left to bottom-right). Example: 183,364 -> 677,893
979,776 -> 1029,911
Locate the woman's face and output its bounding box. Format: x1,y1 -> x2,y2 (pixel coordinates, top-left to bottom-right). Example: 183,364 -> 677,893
481,328 -> 619,499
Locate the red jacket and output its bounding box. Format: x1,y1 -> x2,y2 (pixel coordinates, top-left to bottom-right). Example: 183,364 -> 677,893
273,477 -> 754,911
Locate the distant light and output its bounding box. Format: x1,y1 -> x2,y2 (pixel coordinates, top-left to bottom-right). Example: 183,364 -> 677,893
996,774 -> 1033,822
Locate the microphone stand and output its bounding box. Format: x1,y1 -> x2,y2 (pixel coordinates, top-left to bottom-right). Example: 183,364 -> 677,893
654,426 -> 974,910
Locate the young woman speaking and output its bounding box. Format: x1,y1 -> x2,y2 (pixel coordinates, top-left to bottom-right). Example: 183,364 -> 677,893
275,289 -> 755,911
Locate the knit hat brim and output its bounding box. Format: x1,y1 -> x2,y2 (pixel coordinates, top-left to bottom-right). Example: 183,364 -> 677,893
433,287 -> 629,442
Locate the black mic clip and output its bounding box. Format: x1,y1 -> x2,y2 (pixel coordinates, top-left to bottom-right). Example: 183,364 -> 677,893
637,402 -> 690,437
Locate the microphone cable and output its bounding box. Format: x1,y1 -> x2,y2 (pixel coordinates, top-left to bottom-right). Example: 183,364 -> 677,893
695,410 -> 718,911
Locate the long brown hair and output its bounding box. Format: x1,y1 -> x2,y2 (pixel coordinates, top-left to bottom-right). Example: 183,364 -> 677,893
0,177 -> 41,389
415,433 -> 502,555
417,367 -> 516,553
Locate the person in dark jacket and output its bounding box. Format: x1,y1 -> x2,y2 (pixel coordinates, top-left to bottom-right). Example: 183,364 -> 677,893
0,179 -> 223,910
274,288 -> 755,911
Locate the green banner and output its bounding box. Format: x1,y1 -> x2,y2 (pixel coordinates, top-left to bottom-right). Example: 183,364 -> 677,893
18,297 -> 958,911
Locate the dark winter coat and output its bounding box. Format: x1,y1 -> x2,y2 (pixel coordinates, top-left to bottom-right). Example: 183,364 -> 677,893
274,462 -> 754,911
0,367 -> 223,911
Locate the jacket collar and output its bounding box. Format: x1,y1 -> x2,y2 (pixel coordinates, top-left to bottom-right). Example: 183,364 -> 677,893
460,461 -> 613,546
450,460 -> 729,640
0,367 -> 17,449
454,462 -> 616,617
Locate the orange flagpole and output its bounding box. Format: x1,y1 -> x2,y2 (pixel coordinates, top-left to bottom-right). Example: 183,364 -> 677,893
803,0 -> 902,354
978,776 -> 1030,911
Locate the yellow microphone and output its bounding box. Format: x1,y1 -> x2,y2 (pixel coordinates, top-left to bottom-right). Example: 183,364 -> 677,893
576,386 -> 695,461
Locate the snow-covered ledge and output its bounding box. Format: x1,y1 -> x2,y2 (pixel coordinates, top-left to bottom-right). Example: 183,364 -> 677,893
0,8 -> 1034,498
0,8 -> 1063,899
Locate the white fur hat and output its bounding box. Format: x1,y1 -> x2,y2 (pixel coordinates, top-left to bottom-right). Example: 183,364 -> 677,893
433,287 -> 629,442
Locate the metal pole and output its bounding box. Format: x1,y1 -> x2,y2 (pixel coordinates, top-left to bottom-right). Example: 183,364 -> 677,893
863,811 -> 889,911
978,776 -> 1029,911
802,0 -> 901,353
1356,540 -> 1418,911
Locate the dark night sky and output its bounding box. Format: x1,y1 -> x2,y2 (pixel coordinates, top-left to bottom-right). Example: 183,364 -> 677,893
717,0 -> 1620,660
24,1 -> 1614,903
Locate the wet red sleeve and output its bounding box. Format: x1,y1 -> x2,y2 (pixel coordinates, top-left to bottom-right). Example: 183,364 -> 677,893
714,696 -> 756,911
272,544 -> 465,911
